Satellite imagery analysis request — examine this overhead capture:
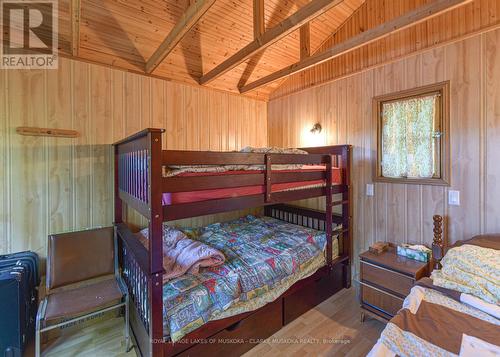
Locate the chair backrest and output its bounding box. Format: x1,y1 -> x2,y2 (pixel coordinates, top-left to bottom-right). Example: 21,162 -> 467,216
46,227 -> 115,291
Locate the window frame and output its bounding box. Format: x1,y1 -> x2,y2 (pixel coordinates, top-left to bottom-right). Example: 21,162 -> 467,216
374,81 -> 450,186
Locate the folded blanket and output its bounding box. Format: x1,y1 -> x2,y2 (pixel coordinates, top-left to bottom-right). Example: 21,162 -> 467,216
137,225 -> 225,283
239,146 -> 308,155
430,244 -> 500,305
417,277 -> 500,319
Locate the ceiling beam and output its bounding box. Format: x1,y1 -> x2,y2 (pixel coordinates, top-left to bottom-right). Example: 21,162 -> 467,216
70,0 -> 81,56
145,0 -> 216,74
253,0 -> 265,39
199,0 -> 345,85
300,23 -> 311,59
240,0 -> 472,93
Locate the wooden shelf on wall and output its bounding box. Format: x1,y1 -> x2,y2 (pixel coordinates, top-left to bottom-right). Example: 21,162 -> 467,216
16,127 -> 79,138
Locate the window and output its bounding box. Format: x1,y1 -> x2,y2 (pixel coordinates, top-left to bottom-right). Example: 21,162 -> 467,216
374,82 -> 450,185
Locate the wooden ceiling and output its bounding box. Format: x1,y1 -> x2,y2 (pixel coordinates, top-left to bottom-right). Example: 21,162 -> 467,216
57,0 -> 365,100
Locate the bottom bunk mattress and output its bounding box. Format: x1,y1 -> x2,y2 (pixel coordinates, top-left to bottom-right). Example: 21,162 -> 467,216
156,215 -> 340,342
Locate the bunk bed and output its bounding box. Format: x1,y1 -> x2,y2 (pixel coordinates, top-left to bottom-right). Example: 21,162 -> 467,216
113,128 -> 352,357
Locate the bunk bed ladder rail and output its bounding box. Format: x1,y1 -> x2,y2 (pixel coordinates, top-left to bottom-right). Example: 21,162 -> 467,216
325,154 -> 333,266
264,145 -> 352,287
341,145 -> 352,287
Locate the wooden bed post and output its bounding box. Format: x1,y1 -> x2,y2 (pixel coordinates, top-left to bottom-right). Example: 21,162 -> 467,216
325,154 -> 333,267
264,154 -> 272,203
148,130 -> 164,356
432,215 -> 445,269
342,145 -> 351,288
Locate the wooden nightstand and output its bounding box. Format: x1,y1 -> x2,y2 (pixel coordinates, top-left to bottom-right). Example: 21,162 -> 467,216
359,247 -> 430,322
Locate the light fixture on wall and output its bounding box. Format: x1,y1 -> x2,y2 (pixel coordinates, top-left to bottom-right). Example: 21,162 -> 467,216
310,123 -> 322,135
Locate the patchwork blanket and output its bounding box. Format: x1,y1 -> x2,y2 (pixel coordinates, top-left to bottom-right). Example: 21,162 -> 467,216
161,215 -> 340,341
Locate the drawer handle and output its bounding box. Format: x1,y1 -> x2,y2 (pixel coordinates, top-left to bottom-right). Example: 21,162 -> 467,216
360,281 -> 405,301
225,320 -> 243,332
361,260 -> 414,280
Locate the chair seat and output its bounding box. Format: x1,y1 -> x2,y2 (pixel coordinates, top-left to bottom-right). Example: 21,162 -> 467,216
44,278 -> 124,322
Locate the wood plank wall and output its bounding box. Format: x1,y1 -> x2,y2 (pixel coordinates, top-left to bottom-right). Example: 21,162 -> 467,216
268,28 -> 500,279
270,0 -> 500,99
0,57 -> 267,259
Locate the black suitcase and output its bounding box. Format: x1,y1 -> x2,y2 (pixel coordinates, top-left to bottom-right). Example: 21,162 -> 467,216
0,251 -> 40,357
0,252 -> 40,327
0,251 -> 40,287
1,265 -> 34,340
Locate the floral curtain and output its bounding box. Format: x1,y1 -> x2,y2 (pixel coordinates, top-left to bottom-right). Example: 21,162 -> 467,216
381,94 -> 438,178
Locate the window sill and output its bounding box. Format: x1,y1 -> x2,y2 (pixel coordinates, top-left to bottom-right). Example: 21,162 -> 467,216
374,176 -> 450,186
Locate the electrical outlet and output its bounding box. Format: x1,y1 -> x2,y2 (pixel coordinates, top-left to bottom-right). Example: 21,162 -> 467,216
366,184 -> 374,197
448,190 -> 460,206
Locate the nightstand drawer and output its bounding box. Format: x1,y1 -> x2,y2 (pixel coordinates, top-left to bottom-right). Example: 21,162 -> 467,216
361,282 -> 404,317
361,260 -> 414,297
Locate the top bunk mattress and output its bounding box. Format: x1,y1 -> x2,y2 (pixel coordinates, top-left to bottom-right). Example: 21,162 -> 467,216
162,165 -> 341,205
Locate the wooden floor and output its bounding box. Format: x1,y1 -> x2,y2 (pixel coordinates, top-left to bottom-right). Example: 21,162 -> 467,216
26,317 -> 135,357
33,288 -> 384,357
244,288 -> 385,357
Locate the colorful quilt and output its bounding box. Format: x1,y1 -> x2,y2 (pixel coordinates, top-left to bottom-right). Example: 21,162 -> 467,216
162,215 -> 335,341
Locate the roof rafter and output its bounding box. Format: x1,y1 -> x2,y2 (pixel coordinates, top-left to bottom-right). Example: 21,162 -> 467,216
199,0 -> 345,85
253,0 -> 265,39
300,23 -> 311,59
145,0 -> 216,74
240,0 -> 472,93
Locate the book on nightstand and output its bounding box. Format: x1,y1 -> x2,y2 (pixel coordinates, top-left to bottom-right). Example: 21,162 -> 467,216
369,241 -> 389,255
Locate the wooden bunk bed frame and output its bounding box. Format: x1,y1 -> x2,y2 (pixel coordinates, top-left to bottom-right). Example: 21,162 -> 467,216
113,128 -> 352,357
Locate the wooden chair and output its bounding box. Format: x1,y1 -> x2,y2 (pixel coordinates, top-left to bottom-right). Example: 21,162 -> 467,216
35,227 -> 130,356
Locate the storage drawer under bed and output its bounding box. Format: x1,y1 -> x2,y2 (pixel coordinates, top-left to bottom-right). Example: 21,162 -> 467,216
178,299 -> 282,357
178,266 -> 344,356
283,264 -> 344,325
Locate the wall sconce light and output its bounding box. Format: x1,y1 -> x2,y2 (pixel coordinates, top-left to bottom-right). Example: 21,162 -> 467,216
310,123 -> 322,135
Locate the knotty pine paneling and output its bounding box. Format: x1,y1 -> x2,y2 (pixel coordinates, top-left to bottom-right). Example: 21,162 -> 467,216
0,57 -> 267,259
270,0 -> 500,99
268,29 -> 500,279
